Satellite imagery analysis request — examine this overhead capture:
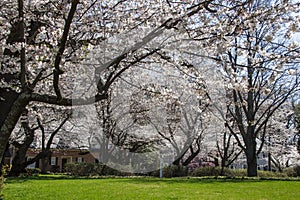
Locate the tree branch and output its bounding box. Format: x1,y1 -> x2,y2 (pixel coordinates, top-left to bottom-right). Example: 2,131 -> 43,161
18,0 -> 27,90
53,0 -> 79,99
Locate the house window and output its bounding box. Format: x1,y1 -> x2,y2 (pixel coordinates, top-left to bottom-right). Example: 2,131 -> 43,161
51,157 -> 57,165
77,157 -> 83,163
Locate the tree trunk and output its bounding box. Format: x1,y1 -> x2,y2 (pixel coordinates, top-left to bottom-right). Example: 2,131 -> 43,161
8,146 -> 29,177
0,90 -> 19,163
247,158 -> 258,177
0,92 -> 30,163
8,117 -> 35,177
40,157 -> 48,174
0,143 -> 10,176
8,155 -> 28,177
245,141 -> 257,177
172,158 -> 181,166
220,158 -> 226,176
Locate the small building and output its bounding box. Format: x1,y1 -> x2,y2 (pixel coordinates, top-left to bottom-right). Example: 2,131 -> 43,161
26,148 -> 97,172
4,147 -> 97,173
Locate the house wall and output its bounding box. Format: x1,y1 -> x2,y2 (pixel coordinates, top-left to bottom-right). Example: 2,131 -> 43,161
26,149 -> 97,172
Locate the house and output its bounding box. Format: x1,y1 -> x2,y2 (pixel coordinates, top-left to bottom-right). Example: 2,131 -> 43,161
4,147 -> 97,173
229,152 -> 270,170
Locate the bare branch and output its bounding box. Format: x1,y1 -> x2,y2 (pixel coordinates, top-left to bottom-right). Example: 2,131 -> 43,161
53,0 -> 79,99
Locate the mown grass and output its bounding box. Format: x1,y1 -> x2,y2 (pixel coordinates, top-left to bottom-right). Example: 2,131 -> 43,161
1,175 -> 300,200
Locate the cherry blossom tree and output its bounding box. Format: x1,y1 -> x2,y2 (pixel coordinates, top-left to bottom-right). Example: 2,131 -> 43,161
87,91 -> 162,166
1,0 -> 222,161
215,126 -> 243,175
292,102 -> 300,153
123,51 -> 212,167
263,103 -> 299,171
203,0 -> 300,176
2,0 -> 298,177
8,106 -> 71,176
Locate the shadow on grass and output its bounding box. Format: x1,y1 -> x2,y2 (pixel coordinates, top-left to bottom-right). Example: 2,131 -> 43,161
122,177 -> 265,185
4,175 -> 300,185
4,174 -> 81,184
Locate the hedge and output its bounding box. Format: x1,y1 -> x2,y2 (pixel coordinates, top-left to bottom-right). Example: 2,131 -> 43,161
64,163 -> 132,176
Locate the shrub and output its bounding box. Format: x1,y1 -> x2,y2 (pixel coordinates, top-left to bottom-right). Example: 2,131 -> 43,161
285,165 -> 300,177
19,168 -> 41,177
149,165 -> 188,178
191,166 -> 220,177
257,170 -> 287,178
65,163 -> 105,176
1,164 -> 10,176
64,163 -> 131,176
25,168 -> 41,176
0,176 -> 4,198
190,167 -> 248,177
191,167 -> 287,178
223,168 -> 248,177
163,165 -> 188,178
65,163 -> 102,176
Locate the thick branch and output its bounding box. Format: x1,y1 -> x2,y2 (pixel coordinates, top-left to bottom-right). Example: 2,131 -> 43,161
30,92 -> 108,106
53,0 -> 79,99
18,0 -> 26,89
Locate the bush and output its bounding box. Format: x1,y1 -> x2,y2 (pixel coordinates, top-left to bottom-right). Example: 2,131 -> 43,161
64,163 -> 131,176
0,176 -> 4,198
18,168 -> 41,177
149,165 -> 188,178
65,163 -> 102,176
163,165 -> 188,178
191,166 -> 220,177
25,168 -> 41,176
191,167 -> 288,178
1,165 -> 10,176
285,165 -> 300,177
222,168 -> 248,177
257,170 -> 287,178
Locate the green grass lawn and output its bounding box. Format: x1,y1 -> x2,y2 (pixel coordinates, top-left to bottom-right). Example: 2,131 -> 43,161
1,175 -> 300,200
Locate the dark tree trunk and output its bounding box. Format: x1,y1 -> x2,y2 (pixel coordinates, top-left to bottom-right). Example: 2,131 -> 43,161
0,89 -> 20,163
0,89 -> 19,127
8,152 -> 28,177
0,143 -> 10,176
220,159 -> 226,176
182,148 -> 200,166
247,157 -> 258,177
172,158 -> 181,166
40,157 -> 48,174
8,117 -> 35,177
245,140 -> 257,177
0,92 -> 30,164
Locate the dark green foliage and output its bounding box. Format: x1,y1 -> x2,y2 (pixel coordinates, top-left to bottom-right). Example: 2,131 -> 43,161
190,167 -> 287,178
221,168 -> 248,177
64,163 -> 101,176
64,163 -> 132,176
24,168 -> 41,176
149,165 -> 188,178
257,170 -> 287,178
0,176 -> 4,199
191,167 -> 221,177
285,165 -> 300,177
1,165 -> 10,176
64,163 -> 300,178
